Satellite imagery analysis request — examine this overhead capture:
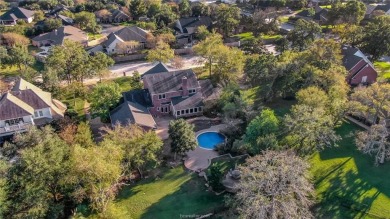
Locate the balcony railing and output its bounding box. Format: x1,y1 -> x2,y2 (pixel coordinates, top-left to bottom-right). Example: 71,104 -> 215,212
0,123 -> 33,135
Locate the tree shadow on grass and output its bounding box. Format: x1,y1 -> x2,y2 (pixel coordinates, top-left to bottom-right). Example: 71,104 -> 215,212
314,169 -> 382,218
140,174 -> 224,219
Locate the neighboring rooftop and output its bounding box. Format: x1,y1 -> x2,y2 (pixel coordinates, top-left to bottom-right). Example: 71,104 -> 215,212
143,62 -> 170,76
0,7 -> 34,21
176,16 -> 212,34
106,26 -> 148,43
32,26 -> 88,45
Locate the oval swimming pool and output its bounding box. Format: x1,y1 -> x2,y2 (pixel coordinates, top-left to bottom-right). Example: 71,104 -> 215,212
197,132 -> 226,150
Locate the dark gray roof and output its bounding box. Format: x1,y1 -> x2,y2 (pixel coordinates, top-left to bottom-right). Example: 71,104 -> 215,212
199,79 -> 213,98
171,92 -> 204,110
143,69 -> 200,94
176,16 -> 212,34
366,5 -> 377,15
58,14 -> 73,24
110,101 -> 156,129
123,89 -> 152,107
143,62 -> 170,76
0,7 -> 34,21
103,33 -> 122,47
110,26 -> 148,42
342,46 -> 363,71
375,4 -> 390,12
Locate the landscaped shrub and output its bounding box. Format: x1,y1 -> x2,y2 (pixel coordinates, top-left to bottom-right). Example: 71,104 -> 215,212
208,162 -> 225,192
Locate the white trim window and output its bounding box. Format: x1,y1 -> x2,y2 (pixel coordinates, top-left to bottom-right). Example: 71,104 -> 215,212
189,89 -> 196,94
158,94 -> 166,99
34,110 -> 44,118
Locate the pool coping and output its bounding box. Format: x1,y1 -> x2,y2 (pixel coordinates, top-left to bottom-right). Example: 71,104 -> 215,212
196,131 -> 227,151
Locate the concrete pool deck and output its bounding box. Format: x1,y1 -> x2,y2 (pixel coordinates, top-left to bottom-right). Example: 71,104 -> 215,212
184,124 -> 226,171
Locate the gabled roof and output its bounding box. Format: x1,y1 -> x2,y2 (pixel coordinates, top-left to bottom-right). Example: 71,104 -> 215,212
111,9 -> 130,20
0,92 -> 35,120
58,14 -> 73,24
375,4 -> 390,12
32,26 -> 87,45
123,89 -> 152,107
143,69 -> 200,94
176,16 -> 212,34
110,101 -> 156,129
366,5 -> 377,15
6,78 -> 66,119
143,62 -> 170,76
110,26 -> 148,42
103,33 -> 124,47
342,46 -> 363,71
0,7 -> 34,21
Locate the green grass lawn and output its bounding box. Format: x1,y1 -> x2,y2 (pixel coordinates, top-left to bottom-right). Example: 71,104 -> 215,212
102,76 -> 135,92
77,167 -> 224,219
310,122 -> 390,218
374,61 -> 390,79
234,32 -> 255,41
261,34 -> 282,40
263,96 -> 390,218
193,66 -> 210,80
87,33 -> 104,41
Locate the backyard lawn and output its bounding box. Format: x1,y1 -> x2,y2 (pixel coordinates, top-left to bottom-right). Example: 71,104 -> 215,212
77,167 -> 224,219
310,122 -> 390,218
262,94 -> 390,218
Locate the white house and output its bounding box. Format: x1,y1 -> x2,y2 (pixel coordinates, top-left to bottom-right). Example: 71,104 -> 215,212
0,78 -> 67,137
103,26 -> 148,55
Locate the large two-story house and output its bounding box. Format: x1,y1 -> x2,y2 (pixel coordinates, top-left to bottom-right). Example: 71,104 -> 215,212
0,78 -> 67,137
110,63 -> 214,128
342,45 -> 378,86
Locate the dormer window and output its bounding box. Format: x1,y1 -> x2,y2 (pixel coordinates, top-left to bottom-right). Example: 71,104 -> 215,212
158,94 -> 166,99
189,89 -> 196,94
34,110 -> 43,118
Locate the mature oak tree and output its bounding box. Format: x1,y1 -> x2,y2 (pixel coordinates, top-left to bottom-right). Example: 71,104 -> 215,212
228,150 -> 313,219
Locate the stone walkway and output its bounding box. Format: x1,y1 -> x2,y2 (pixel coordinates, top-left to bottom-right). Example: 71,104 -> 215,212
184,124 -> 227,171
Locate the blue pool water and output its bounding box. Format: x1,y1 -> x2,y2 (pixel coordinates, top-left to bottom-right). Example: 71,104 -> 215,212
197,132 -> 226,150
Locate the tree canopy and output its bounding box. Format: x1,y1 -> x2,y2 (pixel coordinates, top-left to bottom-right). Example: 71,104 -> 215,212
228,150 -> 313,218
168,119 -> 197,160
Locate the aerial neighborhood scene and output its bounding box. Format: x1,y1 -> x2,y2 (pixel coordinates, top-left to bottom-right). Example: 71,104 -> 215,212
1,0 -> 390,218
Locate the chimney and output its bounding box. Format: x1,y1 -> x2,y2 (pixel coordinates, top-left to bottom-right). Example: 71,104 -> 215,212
182,76 -> 188,97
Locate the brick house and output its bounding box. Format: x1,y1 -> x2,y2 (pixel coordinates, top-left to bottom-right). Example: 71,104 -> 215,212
342,46 -> 378,86
110,63 -> 214,128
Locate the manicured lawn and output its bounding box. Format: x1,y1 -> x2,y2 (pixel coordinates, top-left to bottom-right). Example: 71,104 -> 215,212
61,97 -> 85,118
78,167 -> 224,219
192,66 -> 210,80
374,61 -> 390,79
261,34 -> 282,40
310,122 -> 390,218
234,32 -> 255,41
103,76 -> 135,92
264,97 -> 390,218
87,33 -> 104,41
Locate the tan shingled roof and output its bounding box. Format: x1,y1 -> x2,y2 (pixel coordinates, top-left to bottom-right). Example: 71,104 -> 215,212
0,92 -> 34,120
